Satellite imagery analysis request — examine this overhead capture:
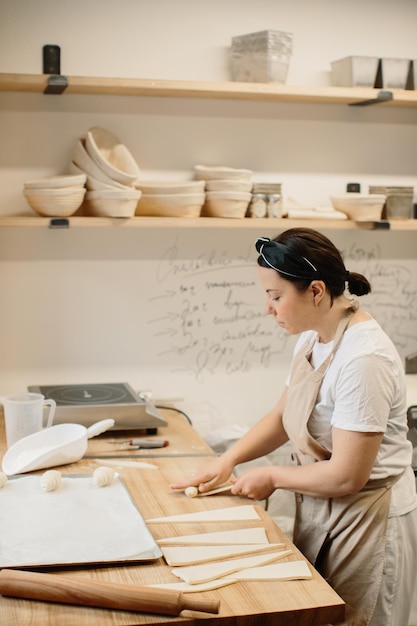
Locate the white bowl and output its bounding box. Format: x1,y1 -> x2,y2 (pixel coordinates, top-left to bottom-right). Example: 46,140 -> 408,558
86,175 -> 127,191
23,187 -> 86,217
202,193 -> 251,218
83,189 -> 142,218
194,164 -> 253,181
85,127 -> 140,185
205,191 -> 252,201
69,160 -> 124,191
135,193 -> 204,217
23,186 -> 85,196
330,193 -> 386,222
135,180 -> 205,195
24,174 -> 87,190
205,179 -> 253,193
72,140 -> 130,189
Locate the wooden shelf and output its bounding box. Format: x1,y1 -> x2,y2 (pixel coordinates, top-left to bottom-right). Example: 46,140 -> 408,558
1,73 -> 417,107
1,216 -> 416,230
1,73 -> 415,234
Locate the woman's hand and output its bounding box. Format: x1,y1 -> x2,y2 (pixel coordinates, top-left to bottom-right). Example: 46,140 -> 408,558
170,456 -> 234,494
230,467 -> 276,500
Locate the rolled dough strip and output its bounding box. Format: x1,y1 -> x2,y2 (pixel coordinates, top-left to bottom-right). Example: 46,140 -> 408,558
161,543 -> 288,566
157,527 -> 270,546
171,549 -> 292,585
223,560 -> 312,581
147,505 -> 261,524
148,579 -> 237,593
185,484 -> 232,498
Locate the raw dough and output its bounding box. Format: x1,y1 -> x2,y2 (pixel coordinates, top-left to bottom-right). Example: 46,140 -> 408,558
161,543 -> 289,566
171,549 -> 291,584
225,560 -> 312,581
150,560 -> 312,590
149,579 -> 237,593
184,484 -> 232,498
93,466 -> 115,487
147,504 -> 261,523
157,527 -> 270,545
40,470 -> 62,492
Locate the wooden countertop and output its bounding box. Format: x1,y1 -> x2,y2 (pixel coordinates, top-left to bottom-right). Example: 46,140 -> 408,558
0,409 -> 345,625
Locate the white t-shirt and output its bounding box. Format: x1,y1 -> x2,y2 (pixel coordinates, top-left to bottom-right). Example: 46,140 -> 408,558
288,318 -> 416,515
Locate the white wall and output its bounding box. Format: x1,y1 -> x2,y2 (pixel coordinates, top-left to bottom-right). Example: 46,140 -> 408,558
0,0 -> 417,436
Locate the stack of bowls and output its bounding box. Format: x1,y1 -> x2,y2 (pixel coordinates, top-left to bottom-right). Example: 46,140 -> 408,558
71,127 -> 141,217
195,165 -> 253,218
134,180 -> 205,217
23,174 -> 87,217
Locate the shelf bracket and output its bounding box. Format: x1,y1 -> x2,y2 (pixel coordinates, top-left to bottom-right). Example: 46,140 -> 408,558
49,218 -> 70,229
349,90 -> 393,107
43,75 -> 68,95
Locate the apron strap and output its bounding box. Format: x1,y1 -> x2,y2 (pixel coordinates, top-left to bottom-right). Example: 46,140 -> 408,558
283,302 -> 358,462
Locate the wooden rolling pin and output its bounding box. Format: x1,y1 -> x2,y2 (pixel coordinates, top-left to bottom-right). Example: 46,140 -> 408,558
0,569 -> 220,616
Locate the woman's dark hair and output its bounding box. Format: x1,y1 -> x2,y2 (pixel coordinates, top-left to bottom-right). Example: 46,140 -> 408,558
257,227 -> 371,303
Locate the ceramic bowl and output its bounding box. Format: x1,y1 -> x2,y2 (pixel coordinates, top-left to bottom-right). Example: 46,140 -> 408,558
83,189 -> 142,218
135,193 -> 205,217
72,140 -> 130,189
330,193 -> 386,221
85,175 -> 126,191
194,164 -> 253,181
202,191 -> 252,218
24,174 -> 86,190
23,187 -> 86,217
205,179 -> 253,193
135,180 -> 206,195
85,127 -> 140,186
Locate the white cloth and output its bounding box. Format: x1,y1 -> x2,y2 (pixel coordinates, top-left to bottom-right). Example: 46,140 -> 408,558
288,318 -> 417,515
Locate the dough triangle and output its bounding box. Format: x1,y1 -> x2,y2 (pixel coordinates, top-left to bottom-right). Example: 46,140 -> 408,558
157,526 -> 269,545
147,505 -> 260,523
161,543 -> 288,566
171,549 -> 291,584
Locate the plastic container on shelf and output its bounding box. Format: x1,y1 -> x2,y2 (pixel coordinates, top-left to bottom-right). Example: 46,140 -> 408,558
229,30 -> 293,83
375,58 -> 411,89
369,185 -> 414,219
330,56 -> 379,87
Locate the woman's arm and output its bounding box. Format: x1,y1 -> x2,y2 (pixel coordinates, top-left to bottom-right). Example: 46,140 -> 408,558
170,387 -> 289,492
230,427 -> 383,500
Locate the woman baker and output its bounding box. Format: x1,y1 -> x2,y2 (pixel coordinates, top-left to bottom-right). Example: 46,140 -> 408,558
172,227 -> 417,626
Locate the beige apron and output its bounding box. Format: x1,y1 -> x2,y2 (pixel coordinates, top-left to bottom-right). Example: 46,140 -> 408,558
282,307 -> 398,626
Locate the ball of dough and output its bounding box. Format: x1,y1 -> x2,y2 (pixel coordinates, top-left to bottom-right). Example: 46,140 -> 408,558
184,486 -> 199,498
0,472 -> 8,488
41,470 -> 62,492
93,466 -> 115,487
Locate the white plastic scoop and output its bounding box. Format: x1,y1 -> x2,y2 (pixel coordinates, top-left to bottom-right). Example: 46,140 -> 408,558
1,419 -> 114,475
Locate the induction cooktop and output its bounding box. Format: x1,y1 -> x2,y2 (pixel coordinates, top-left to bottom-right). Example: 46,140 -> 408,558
27,382 -> 167,432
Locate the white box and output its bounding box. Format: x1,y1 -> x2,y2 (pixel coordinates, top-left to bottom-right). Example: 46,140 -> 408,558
331,56 -> 379,87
